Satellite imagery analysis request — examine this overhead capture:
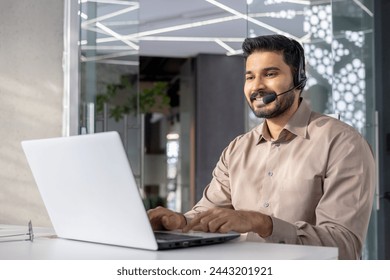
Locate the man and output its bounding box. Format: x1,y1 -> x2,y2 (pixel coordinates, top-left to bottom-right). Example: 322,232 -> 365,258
148,34 -> 375,260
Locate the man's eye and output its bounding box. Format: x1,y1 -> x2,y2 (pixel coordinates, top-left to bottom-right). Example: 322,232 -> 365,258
265,72 -> 275,77
245,76 -> 254,80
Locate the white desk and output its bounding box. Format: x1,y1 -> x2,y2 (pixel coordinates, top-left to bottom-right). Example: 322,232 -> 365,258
0,226 -> 338,260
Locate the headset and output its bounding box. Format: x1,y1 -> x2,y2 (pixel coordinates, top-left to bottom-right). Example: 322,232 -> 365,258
291,39 -> 307,90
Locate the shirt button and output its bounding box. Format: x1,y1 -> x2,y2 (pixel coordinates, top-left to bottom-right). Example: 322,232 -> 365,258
263,202 -> 269,208
268,171 -> 273,176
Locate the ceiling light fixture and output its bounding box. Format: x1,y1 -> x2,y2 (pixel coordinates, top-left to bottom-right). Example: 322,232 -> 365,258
81,45 -> 135,51
95,14 -> 241,45
80,0 -> 137,6
205,0 -> 299,41
81,50 -> 138,62
353,0 -> 373,17
99,20 -> 139,27
90,59 -> 139,66
139,36 -> 244,42
214,39 -> 236,53
226,49 -> 244,56
96,22 -> 139,50
124,15 -> 241,41
81,4 -> 139,27
79,11 -> 88,20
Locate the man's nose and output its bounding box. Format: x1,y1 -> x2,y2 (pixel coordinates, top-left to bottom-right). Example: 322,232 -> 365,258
251,77 -> 266,92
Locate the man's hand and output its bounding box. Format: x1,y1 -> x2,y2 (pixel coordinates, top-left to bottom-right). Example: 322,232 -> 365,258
182,208 -> 273,238
147,206 -> 187,231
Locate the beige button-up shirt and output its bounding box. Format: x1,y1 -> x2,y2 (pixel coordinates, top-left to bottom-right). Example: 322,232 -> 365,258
185,100 -> 375,260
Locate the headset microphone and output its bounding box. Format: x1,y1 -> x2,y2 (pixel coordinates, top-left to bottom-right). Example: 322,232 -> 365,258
253,82 -> 303,105
262,93 -> 277,104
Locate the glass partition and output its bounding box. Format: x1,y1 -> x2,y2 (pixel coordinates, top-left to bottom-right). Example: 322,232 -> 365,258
331,0 -> 376,260
247,0 -> 376,259
71,0 -> 142,187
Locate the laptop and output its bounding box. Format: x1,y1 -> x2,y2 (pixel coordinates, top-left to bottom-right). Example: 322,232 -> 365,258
21,131 -> 240,250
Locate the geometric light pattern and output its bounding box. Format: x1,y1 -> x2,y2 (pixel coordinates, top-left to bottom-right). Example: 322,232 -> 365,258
345,30 -> 365,47
331,58 -> 366,132
249,9 -> 299,20
302,4 -> 367,133
304,4 -> 332,44
304,44 -> 334,84
331,40 -> 351,62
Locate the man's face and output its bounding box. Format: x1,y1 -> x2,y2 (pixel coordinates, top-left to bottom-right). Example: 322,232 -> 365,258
244,51 -> 298,119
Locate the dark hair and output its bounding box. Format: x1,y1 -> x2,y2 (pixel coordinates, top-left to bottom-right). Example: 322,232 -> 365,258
242,34 -> 306,89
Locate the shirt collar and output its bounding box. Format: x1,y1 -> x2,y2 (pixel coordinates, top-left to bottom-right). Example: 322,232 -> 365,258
257,98 -> 311,144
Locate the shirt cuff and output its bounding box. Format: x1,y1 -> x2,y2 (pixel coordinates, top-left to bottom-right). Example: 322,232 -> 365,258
264,216 -> 298,244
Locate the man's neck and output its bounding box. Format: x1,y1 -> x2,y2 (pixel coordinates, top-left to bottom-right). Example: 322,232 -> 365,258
265,99 -> 300,140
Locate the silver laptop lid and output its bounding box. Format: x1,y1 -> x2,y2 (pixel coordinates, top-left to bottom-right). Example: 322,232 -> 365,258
22,132 -> 158,250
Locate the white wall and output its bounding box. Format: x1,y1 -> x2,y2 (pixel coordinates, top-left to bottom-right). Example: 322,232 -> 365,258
0,0 -> 64,226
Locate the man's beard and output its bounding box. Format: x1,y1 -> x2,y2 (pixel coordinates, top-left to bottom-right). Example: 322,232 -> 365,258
248,89 -> 295,119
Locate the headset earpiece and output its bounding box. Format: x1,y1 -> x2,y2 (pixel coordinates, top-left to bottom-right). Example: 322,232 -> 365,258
292,40 -> 307,90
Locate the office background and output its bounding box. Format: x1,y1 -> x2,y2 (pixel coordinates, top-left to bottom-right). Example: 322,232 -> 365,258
0,0 -> 388,259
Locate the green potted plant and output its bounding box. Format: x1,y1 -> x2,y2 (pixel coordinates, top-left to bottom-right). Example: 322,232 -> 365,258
96,78 -> 170,122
